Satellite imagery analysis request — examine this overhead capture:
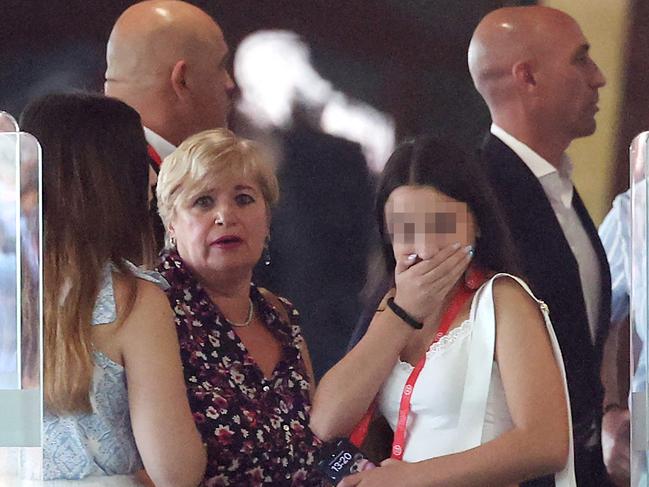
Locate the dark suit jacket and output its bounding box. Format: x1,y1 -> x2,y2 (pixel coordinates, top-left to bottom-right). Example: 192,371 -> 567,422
481,134 -> 612,486
253,126 -> 375,378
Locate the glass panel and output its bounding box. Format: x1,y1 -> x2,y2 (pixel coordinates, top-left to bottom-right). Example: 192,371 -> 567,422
0,112 -> 43,482
630,132 -> 649,486
0,113 -> 19,390
0,112 -> 18,132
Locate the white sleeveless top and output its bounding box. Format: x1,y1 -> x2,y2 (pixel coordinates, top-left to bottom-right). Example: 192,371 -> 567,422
377,274 -> 576,486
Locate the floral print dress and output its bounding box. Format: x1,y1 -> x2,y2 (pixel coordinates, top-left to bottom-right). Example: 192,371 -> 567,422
158,251 -> 325,487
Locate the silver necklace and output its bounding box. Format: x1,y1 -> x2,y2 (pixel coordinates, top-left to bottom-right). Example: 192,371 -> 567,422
227,298 -> 255,328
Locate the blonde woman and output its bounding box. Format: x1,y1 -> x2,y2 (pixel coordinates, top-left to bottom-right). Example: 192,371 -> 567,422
155,129 -> 324,486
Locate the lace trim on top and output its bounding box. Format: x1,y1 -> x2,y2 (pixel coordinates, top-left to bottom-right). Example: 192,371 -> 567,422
428,319 -> 472,355
398,319 -> 473,369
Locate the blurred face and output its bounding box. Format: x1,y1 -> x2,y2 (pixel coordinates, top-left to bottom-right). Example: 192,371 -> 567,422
385,185 -> 477,261
169,170 -> 268,279
189,30 -> 236,130
534,18 -> 606,139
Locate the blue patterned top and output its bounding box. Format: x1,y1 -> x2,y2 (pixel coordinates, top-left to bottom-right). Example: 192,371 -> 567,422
43,261 -> 168,480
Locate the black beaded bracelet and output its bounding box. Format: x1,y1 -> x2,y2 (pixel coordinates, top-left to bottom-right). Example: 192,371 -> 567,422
386,297 -> 423,330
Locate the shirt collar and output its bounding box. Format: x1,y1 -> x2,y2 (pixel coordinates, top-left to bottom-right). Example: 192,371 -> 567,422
491,123 -> 574,207
144,127 -> 176,161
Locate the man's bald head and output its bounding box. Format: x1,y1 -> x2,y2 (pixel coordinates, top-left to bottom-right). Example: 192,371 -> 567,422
468,6 -> 606,152
469,6 -> 575,106
105,1 -> 235,145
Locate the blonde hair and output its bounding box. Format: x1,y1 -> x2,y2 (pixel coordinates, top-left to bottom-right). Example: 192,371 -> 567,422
156,128 -> 279,248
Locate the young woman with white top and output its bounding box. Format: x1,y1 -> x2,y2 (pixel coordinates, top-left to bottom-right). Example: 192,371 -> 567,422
310,137 -> 574,487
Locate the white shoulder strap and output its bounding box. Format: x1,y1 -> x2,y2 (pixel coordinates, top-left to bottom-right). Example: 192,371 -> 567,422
457,277 -> 496,449
462,273 -> 576,486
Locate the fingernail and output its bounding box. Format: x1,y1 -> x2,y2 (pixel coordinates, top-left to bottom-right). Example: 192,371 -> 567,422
407,253 -> 418,261
452,242 -> 461,250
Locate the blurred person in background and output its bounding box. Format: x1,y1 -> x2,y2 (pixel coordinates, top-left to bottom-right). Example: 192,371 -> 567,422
105,0 -> 236,252
234,31 -> 377,378
105,0 -> 235,165
599,184 -> 644,486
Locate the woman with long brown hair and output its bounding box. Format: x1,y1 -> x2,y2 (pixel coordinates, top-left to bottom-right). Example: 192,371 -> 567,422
20,92 -> 205,485
311,137 -> 574,486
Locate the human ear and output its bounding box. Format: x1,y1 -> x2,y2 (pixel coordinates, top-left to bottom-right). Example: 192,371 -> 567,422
512,61 -> 536,88
170,60 -> 189,99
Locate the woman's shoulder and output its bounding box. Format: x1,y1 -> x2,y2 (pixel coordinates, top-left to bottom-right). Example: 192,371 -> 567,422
109,274 -> 177,368
484,273 -> 539,304
485,273 -> 547,325
112,270 -> 174,333
92,261 -> 167,326
120,276 -> 170,313
92,265 -> 175,372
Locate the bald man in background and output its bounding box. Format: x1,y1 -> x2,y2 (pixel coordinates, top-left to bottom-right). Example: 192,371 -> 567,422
105,0 -> 235,164
469,6 -> 612,486
105,0 -> 235,251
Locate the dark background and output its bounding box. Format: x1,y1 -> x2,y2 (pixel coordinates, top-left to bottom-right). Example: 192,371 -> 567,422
1,0 -> 536,144
2,0 -> 549,377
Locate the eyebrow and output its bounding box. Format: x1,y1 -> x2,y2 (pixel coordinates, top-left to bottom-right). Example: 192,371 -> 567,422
234,184 -> 256,192
196,183 -> 255,192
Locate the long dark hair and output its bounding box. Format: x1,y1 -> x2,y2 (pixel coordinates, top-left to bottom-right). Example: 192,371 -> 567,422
376,136 -> 521,277
20,92 -> 154,414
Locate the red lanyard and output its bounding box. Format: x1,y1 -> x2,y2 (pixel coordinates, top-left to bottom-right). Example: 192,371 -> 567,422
147,144 -> 162,167
348,269 -> 485,452
390,279 -> 481,460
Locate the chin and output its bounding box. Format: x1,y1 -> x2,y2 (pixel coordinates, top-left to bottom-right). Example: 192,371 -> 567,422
213,258 -> 258,275
573,121 -> 597,139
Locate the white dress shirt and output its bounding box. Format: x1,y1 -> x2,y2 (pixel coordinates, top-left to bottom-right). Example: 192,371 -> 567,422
491,124 -> 602,343
144,127 -> 176,162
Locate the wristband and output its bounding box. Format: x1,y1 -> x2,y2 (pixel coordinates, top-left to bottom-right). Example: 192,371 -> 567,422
386,297 -> 423,330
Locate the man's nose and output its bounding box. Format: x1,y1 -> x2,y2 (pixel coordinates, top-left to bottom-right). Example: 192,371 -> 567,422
591,61 -> 606,88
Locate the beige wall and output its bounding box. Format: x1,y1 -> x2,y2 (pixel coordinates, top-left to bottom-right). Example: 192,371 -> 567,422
543,0 -> 630,224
